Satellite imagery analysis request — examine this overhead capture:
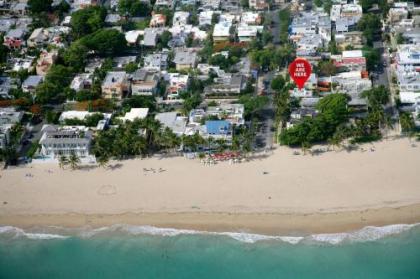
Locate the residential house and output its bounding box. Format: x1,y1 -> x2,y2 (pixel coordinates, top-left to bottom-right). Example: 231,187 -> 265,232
202,120 -> 232,143
0,124 -> 12,150
155,112 -> 187,136
36,50 -> 58,76
39,125 -> 93,158
154,0 -> 174,9
105,14 -> 122,25
118,108 -> 149,123
335,31 -> 365,50
59,111 -> 94,123
84,58 -> 104,73
332,50 -> 366,71
11,57 -> 35,72
173,11 -> 189,26
150,13 -> 166,27
10,2 -> 28,16
388,7 -> 409,23
125,30 -> 143,45
249,0 -> 268,10
27,28 -> 48,47
287,108 -> 318,128
142,28 -> 165,47
22,75 -> 43,93
113,56 -> 137,69
0,76 -> 12,98
213,22 -> 231,42
241,11 -> 262,25
207,104 -> 245,125
237,24 -> 262,42
199,10 -> 214,26
200,0 -> 220,10
101,71 -> 130,99
3,28 -> 25,48
143,51 -> 169,71
165,73 -> 189,99
173,49 -> 198,70
131,69 -> 160,96
204,74 -> 245,97
70,73 -> 93,92
0,107 -> 24,125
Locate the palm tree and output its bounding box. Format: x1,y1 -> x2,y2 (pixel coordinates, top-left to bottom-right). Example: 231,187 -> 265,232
146,118 -> 162,146
400,113 -> 415,138
96,153 -> 110,168
68,152 -> 81,170
301,141 -> 311,155
58,155 -> 68,169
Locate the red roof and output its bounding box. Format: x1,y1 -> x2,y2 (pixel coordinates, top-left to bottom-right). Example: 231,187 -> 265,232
334,57 -> 366,67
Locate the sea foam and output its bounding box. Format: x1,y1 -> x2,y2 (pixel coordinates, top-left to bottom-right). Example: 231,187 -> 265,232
0,226 -> 68,240
0,223 -> 418,244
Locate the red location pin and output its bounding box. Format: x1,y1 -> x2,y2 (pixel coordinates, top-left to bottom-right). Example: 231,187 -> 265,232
288,58 -> 312,90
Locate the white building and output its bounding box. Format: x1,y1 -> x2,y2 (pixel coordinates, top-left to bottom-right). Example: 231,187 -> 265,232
39,125 -> 93,158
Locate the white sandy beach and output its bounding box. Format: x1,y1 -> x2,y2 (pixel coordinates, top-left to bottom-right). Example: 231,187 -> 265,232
1,137 -> 420,234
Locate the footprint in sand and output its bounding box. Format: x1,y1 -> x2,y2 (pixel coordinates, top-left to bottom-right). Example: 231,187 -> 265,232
98,185 -> 117,196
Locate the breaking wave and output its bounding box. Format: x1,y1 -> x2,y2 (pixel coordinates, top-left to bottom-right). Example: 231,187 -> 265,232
0,223 -> 418,244
0,226 -> 69,240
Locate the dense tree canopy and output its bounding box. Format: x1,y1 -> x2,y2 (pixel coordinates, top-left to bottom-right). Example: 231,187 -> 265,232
358,14 -> 382,46
118,0 -> 151,16
317,60 -> 337,76
28,0 -> 52,14
80,29 -> 127,56
279,94 -> 350,146
62,42 -> 89,72
71,6 -> 107,39
0,36 -> 8,65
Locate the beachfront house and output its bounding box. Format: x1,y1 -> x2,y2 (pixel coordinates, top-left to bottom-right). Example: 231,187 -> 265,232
39,125 -> 93,158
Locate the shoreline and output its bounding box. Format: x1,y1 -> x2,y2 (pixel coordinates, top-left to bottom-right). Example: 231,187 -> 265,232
2,203 -> 420,235
1,137 -> 420,235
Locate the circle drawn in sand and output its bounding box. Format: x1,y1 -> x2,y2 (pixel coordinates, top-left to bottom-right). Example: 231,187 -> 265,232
98,185 -> 117,196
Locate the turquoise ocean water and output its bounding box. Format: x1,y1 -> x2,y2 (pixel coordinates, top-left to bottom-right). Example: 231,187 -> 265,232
1,224 -> 420,279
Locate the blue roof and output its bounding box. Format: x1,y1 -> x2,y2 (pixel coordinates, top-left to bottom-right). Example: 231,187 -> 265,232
205,120 -> 231,135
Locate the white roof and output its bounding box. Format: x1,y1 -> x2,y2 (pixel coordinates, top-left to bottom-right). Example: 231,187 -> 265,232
125,30 -> 143,44
213,22 -> 231,37
59,111 -> 93,122
342,50 -> 363,58
399,91 -> 420,104
119,108 -> 149,122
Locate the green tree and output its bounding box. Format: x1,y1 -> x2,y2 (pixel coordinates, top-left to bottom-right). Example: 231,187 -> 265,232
96,153 -> 110,168
363,46 -> 381,72
323,0 -> 333,14
81,29 -> 126,56
0,36 -> 8,65
71,6 -> 107,39
124,62 -> 138,73
58,155 -> 68,169
69,152 -> 81,170
119,0 -> 151,16
28,0 -> 52,14
361,85 -> 390,108
358,14 -> 381,46
63,42 -> 89,72
317,60 -> 337,76
158,31 -> 172,49
85,113 -> 104,127
400,113 -> 415,135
